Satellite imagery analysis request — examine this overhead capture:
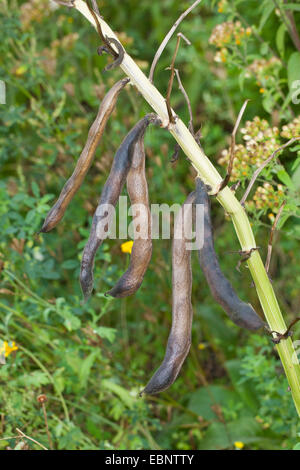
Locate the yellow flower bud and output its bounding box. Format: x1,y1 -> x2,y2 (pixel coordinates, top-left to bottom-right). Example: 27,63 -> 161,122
121,240 -> 134,254
234,441 -> 244,450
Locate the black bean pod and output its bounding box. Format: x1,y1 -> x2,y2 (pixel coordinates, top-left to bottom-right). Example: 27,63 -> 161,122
106,116 -> 160,298
195,177 -> 264,331
142,192 -> 194,395
80,113 -> 160,301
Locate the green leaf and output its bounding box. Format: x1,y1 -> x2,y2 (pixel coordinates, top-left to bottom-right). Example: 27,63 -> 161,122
53,368 -> 66,394
291,154 -> 300,171
293,442 -> 300,450
52,93 -> 66,121
25,209 -> 37,225
187,385 -> 241,420
31,181 -> 40,198
259,0 -> 275,31
288,52 -> 300,90
292,164 -> 300,189
94,326 -> 117,343
282,3 -> 300,12
281,89 -> 293,111
260,42 -> 269,56
101,380 -> 135,409
277,169 -> 295,188
262,94 -> 274,113
276,23 -> 287,57
225,360 -> 259,410
63,311 -> 81,331
197,417 -> 263,450
78,350 -> 98,389
18,370 -> 50,387
238,69 -> 247,91
61,259 -> 78,270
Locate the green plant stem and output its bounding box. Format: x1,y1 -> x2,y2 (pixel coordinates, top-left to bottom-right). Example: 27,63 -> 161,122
136,423 -> 162,450
71,0 -> 300,417
273,0 -> 300,52
18,345 -> 70,422
4,270 -> 51,309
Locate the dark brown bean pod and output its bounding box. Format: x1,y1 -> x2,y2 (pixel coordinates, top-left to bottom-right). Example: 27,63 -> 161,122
80,113 -> 160,301
40,78 -> 129,233
106,117 -> 157,298
195,178 -> 264,331
142,192 -> 194,395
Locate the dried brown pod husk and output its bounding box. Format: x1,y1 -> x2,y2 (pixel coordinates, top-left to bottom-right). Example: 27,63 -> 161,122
106,117 -> 159,298
40,78 -> 129,233
142,192 -> 194,395
80,113 -> 160,301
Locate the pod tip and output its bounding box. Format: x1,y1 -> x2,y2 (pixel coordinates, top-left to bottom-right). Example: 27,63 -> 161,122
105,284 -> 128,298
80,268 -> 94,302
37,225 -> 47,234
38,219 -> 53,233
81,294 -> 90,304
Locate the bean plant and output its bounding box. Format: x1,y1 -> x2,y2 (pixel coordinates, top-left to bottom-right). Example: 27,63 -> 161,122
0,0 -> 300,451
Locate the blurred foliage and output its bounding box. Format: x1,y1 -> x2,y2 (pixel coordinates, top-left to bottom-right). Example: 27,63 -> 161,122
0,0 -> 300,450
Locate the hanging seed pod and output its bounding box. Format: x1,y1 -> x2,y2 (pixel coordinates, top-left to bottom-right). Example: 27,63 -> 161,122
142,192 -> 194,395
40,78 -> 129,233
195,177 -> 264,331
106,117 -> 158,298
80,113 -> 160,301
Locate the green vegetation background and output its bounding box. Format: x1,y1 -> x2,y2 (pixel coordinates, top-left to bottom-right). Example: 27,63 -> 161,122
1,0 -> 300,450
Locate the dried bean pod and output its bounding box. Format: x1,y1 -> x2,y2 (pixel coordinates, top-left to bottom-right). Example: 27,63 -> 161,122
40,78 -> 129,233
142,192 -> 194,395
196,178 -> 264,331
80,113 -> 160,300
106,119 -> 157,298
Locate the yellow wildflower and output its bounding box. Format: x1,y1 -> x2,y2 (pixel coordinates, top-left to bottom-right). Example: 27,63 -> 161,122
234,441 -> 245,449
15,65 -> 28,76
0,341 -> 18,357
259,88 -> 265,93
198,343 -> 207,350
217,0 -> 226,13
121,240 -> 134,254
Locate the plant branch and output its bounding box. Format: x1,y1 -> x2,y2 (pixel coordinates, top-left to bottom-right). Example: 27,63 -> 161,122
165,33 -> 191,123
273,0 -> 300,52
60,0 -> 300,417
15,428 -> 48,451
91,0 -> 101,18
174,68 -> 194,134
148,0 -> 202,83
265,200 -> 286,273
216,99 -> 249,193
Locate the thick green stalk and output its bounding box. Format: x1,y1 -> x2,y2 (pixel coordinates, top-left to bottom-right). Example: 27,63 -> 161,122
73,0 -> 300,416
